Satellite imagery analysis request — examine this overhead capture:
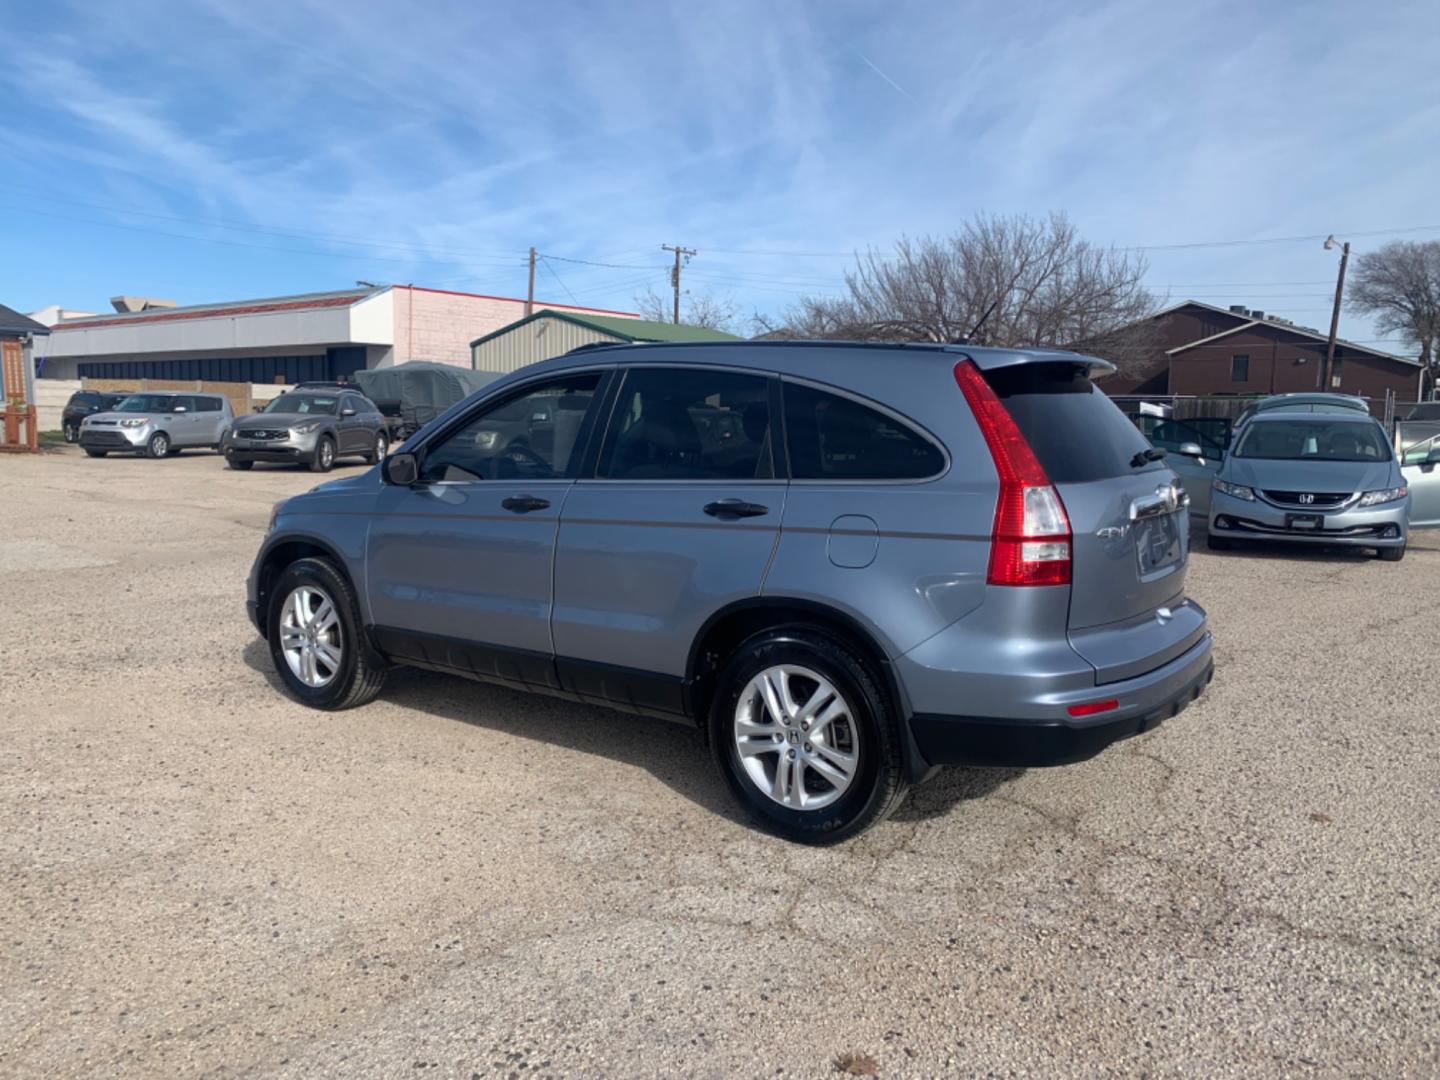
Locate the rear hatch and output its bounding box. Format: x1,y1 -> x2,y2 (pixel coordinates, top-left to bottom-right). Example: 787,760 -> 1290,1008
984,363 -> 1207,683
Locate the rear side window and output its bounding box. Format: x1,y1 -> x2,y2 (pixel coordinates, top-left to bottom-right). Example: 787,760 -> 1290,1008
69,392 -> 99,407
196,396 -> 222,412
985,364 -> 1154,483
598,368 -> 773,480
784,382 -> 943,480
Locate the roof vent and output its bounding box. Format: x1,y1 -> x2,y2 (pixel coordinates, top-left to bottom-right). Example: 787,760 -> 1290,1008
1251,310 -> 1265,321
110,295 -> 177,313
1228,305 -> 1250,316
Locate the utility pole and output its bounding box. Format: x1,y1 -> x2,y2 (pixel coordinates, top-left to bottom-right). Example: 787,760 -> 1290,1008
526,247 -> 537,316
661,244 -> 696,324
1322,236 -> 1350,390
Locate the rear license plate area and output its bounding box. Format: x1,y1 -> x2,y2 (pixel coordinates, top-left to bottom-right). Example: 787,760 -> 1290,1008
1286,513 -> 1323,531
1135,513 -> 1182,576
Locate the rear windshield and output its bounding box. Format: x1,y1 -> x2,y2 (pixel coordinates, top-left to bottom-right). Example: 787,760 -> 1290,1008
986,364 -> 1157,482
1234,419 -> 1390,462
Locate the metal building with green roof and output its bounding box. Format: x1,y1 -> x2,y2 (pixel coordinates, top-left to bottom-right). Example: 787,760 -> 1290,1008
469,308 -> 738,372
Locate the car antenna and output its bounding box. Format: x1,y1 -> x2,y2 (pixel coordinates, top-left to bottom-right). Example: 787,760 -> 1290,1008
951,300 -> 998,346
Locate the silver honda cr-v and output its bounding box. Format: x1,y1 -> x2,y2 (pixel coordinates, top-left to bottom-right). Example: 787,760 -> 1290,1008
245,342 -> 1213,842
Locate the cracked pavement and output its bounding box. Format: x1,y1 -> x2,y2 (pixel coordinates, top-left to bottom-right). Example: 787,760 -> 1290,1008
2,450 -> 1438,1077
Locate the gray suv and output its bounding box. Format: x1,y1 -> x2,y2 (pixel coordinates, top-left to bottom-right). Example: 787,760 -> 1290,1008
246,343 -> 1213,842
225,388 -> 388,472
80,391 -> 233,458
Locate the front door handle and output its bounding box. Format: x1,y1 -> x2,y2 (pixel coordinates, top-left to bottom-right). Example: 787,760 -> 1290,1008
501,495 -> 551,513
703,498 -> 770,519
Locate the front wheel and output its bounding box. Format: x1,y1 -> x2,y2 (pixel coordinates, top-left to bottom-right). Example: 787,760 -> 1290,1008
64,422 -> 79,443
146,431 -> 170,459
227,457 -> 254,471
309,436 -> 335,473
1206,534 -> 1232,551
710,629 -> 906,844
1376,545 -> 1405,562
84,449 -> 108,458
266,557 -> 386,709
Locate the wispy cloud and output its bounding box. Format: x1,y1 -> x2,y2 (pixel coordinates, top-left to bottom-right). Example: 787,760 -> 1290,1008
855,50 -> 916,102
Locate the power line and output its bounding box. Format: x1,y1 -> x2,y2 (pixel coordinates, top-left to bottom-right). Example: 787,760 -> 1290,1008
538,256 -> 581,307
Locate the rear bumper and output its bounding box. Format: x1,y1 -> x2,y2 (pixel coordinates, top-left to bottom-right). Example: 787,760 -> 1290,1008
1209,491 -> 1407,547
907,633 -> 1213,768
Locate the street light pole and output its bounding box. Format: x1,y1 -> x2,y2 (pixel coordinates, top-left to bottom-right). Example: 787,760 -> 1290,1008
1322,235 -> 1350,390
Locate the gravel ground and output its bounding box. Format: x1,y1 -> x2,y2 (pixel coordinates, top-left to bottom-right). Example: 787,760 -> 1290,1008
2,448 -> 1438,1079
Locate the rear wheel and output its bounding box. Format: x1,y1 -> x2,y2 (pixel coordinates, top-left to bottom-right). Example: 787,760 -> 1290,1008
1206,534 -> 1232,551
309,436 -> 335,473
1376,545 -> 1405,562
266,557 -> 386,709
146,431 -> 170,459
710,628 -> 906,844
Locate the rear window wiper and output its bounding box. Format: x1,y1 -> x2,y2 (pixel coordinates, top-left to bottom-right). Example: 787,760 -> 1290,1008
1130,447 -> 1168,468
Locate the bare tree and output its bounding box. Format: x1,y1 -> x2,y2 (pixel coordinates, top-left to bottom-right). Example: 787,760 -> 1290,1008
1347,240 -> 1440,398
778,213 -> 1158,378
634,287 -> 739,332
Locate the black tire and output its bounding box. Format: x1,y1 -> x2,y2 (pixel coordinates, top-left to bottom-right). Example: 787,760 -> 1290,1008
1376,545 -> 1405,562
64,422 -> 79,443
228,457 -> 254,471
366,432 -> 389,465
266,557 -> 386,710
709,627 -> 906,844
1206,534 -> 1232,551
84,448 -> 108,458
309,436 -> 335,473
146,431 -> 170,459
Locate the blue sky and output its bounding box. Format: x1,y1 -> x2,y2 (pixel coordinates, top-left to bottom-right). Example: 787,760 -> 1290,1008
1,0 -> 1437,346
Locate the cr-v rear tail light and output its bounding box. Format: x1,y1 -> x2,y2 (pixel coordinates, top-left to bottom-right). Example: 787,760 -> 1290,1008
953,360 -> 1072,586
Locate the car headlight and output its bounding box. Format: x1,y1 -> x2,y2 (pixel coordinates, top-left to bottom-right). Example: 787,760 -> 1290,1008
267,502 -> 281,535
119,417 -> 149,428
292,420 -> 323,435
1212,478 -> 1255,501
472,430 -> 500,449
1358,485 -> 1408,507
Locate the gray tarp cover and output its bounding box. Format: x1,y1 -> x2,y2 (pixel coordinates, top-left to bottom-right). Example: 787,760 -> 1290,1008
352,362 -> 503,432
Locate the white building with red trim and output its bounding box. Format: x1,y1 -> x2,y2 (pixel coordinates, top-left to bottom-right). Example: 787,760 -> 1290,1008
34,285 -> 637,384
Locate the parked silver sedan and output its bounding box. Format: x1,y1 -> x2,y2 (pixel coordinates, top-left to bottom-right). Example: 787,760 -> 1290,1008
1206,411 -> 1440,560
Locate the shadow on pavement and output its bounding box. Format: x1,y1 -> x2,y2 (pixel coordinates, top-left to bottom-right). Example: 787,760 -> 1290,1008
892,765 -> 1025,822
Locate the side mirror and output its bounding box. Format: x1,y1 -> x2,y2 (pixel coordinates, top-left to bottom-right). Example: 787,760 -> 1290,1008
1427,446 -> 1440,466
340,407 -> 357,417
1176,442 -> 1204,458
383,451 -> 419,485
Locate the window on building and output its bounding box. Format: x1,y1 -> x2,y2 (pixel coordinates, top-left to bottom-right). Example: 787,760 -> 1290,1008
1230,354 -> 1250,382
597,368 -> 773,481
784,382 -> 944,480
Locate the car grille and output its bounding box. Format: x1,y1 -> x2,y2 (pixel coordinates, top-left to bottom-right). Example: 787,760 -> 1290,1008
239,429 -> 288,441
1262,490 -> 1352,508
82,431 -> 131,447
88,419 -> 119,427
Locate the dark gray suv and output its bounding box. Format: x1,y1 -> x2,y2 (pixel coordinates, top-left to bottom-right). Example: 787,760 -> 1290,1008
246,343 -> 1213,842
225,388 -> 388,472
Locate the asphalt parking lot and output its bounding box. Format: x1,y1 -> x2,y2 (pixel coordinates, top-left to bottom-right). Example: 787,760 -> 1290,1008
2,448 -> 1438,1078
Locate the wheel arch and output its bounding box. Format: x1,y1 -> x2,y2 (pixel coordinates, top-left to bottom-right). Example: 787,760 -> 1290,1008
254,534 -> 355,639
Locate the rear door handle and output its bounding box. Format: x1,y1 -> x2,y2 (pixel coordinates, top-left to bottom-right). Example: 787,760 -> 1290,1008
703,498 -> 769,519
501,495 -> 551,513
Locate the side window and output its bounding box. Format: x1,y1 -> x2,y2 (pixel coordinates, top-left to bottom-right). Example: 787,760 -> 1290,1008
419,371 -> 601,483
196,396 -> 222,413
170,396 -> 194,413
596,368 -> 773,481
784,382 -> 943,480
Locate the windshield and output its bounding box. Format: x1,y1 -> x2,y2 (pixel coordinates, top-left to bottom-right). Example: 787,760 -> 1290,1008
1407,403 -> 1440,420
1234,420 -> 1390,462
116,394 -> 178,413
264,394 -> 338,415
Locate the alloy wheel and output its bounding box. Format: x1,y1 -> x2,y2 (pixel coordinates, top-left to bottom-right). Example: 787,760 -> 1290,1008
278,585 -> 343,688
733,664 -> 859,811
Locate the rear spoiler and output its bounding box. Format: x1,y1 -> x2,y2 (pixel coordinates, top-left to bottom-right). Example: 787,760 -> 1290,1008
941,344 -> 1116,378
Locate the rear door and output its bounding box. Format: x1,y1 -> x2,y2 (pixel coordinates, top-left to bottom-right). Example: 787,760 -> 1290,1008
169,395 -> 204,445
336,394 -> 368,453
1400,435 -> 1440,528
985,364 -> 1207,683
551,365 -> 783,712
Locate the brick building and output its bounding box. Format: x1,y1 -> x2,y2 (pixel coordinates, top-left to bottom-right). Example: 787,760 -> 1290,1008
1101,301 -> 1423,401
34,285 -> 637,384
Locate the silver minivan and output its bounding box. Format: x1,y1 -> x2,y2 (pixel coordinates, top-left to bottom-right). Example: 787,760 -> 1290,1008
80,391 -> 233,458
245,343 -> 1213,842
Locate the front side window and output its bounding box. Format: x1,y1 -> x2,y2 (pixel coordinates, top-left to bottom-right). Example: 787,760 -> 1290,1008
1230,354 -> 1250,382
597,368 -> 773,480
1234,420 -> 1390,462
419,371 -> 601,483
784,382 -> 943,480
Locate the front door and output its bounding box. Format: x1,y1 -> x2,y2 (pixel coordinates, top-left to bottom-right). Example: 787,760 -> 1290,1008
365,370 -> 605,686
1401,436 -> 1440,528
551,365 -> 784,712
